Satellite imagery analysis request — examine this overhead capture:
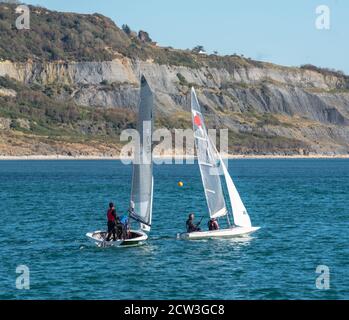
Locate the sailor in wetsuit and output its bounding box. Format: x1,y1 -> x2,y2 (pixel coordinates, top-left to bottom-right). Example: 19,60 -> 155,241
186,213 -> 201,233
106,202 -> 118,241
208,218 -> 219,231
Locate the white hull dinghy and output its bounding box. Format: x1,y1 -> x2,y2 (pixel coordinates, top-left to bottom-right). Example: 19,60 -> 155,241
179,88 -> 260,240
86,230 -> 148,247
179,226 -> 260,240
86,76 -> 154,248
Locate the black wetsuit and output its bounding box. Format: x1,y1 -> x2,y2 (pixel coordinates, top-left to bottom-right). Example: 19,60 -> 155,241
186,219 -> 201,233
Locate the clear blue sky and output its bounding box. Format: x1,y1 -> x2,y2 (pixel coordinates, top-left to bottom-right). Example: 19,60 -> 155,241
24,0 -> 349,73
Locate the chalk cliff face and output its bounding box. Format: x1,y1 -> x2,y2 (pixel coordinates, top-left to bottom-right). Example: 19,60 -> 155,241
1,58 -> 349,155
1,58 -> 348,117
0,4 -> 348,156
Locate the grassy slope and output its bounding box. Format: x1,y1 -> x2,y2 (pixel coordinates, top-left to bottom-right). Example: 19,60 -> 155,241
0,75 -> 136,154
1,4 -> 347,78
0,4 -> 317,71
0,3 -> 346,155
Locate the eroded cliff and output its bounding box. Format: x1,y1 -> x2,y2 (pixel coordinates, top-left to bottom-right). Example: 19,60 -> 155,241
0,3 -> 348,156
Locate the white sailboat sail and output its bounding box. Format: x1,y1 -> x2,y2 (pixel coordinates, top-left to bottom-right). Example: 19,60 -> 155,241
218,154 -> 252,228
130,76 -> 153,231
191,88 -> 228,219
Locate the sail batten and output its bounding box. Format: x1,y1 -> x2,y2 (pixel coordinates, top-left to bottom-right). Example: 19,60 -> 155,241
198,162 -> 214,167
191,88 -> 228,219
194,135 -> 207,141
130,76 -> 153,230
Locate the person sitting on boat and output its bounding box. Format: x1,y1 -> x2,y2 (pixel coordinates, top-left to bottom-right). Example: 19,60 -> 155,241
208,218 -> 219,231
115,218 -> 124,240
119,214 -> 129,240
106,202 -> 118,241
186,213 -> 201,233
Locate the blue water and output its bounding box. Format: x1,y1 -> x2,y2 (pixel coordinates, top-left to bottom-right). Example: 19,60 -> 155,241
0,159 -> 348,300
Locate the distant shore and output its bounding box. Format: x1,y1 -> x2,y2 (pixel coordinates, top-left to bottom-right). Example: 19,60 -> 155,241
1,154 -> 349,160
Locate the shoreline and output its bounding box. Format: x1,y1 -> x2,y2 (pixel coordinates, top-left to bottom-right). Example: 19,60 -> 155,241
1,154 -> 349,160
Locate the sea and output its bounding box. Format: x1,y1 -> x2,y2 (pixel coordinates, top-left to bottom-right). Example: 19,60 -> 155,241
0,159 -> 348,300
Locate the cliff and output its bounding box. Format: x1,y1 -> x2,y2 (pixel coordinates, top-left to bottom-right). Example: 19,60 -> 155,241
0,3 -> 349,156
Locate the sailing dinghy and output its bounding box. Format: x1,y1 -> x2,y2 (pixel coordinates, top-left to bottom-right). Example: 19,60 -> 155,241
86,76 -> 154,247
179,88 -> 260,240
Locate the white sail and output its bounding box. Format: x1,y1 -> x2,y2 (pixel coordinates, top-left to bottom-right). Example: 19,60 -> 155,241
191,88 -> 228,219
130,76 -> 153,231
140,176 -> 153,232
219,154 -> 252,228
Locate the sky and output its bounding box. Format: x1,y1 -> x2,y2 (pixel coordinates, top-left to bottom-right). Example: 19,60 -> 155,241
22,0 -> 349,74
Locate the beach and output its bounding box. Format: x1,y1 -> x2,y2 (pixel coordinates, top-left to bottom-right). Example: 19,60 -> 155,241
1,154 -> 349,160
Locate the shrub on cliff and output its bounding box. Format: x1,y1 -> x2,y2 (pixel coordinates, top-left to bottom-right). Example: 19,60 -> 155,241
300,64 -> 347,79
